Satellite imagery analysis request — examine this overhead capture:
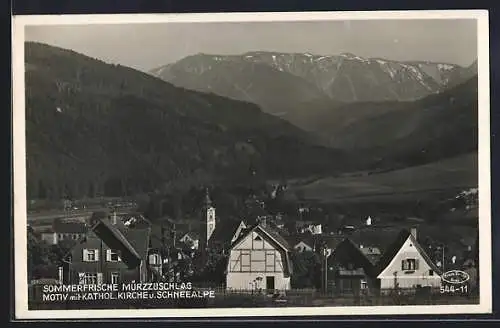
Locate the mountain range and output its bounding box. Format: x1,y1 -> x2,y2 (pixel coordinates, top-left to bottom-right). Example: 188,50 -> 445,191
150,52 -> 477,131
24,43 -> 479,201
24,42 -> 358,200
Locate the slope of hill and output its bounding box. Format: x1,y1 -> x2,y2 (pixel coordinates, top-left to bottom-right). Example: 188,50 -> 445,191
150,53 -> 339,130
284,152 -> 478,205
151,51 -> 473,104
24,42 -> 355,200
323,76 -> 478,168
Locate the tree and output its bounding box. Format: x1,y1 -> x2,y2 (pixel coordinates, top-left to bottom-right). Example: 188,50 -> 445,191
290,250 -> 321,289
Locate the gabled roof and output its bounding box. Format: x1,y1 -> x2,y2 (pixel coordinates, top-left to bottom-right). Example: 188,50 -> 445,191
348,227 -> 400,254
230,223 -> 293,277
83,218 -> 151,269
328,238 -> 376,276
374,229 -> 441,276
125,227 -> 151,260
208,220 -> 244,245
180,231 -> 200,241
320,234 -> 346,250
293,239 -> 314,249
52,220 -> 87,234
259,225 -> 292,252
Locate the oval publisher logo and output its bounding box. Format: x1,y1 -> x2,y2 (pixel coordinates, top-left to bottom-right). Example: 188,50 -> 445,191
442,270 -> 470,285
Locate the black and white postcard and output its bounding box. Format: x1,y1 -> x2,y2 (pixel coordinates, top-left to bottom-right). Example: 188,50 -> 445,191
12,10 -> 491,319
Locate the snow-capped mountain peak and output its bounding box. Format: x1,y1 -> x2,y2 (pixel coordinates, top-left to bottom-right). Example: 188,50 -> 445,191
150,51 -> 472,103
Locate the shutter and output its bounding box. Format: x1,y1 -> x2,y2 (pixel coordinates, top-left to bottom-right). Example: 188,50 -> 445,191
106,249 -> 111,262
78,272 -> 85,284
94,249 -> 99,261
82,249 -> 88,262
97,273 -> 103,284
415,259 -> 420,270
401,260 -> 405,270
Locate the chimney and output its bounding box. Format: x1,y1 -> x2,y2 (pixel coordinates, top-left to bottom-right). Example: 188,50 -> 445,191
410,227 -> 417,240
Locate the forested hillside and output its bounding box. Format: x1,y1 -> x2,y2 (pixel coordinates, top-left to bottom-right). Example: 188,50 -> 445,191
25,42 -> 355,200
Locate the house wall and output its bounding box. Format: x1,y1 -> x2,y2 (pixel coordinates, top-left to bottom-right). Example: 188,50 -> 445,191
66,236 -> 141,284
227,272 -> 291,290
226,231 -> 290,291
378,236 -> 442,289
41,232 -> 57,245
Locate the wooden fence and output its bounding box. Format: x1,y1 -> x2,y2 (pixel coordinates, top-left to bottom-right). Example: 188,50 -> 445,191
28,284 -> 479,310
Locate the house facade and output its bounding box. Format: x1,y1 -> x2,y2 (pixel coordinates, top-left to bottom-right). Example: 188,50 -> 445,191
61,215 -> 153,285
226,224 -> 293,292
326,238 -> 377,295
375,228 -> 442,291
40,220 -> 87,245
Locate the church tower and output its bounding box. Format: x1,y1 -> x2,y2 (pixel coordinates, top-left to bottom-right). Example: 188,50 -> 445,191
204,188 -> 216,246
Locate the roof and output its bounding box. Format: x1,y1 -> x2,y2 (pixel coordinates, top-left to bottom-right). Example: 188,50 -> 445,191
208,220 -> 244,245
230,223 -> 293,277
52,220 -> 87,234
181,231 -> 200,241
88,218 -> 150,268
374,229 -> 441,276
295,220 -> 316,228
260,225 -> 291,251
347,227 -> 403,254
125,227 -> 151,260
327,238 -> 376,276
320,234 -> 346,250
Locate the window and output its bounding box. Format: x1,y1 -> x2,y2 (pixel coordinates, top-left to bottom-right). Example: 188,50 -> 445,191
429,270 -> 434,276
58,234 -> 64,240
107,249 -> 121,262
149,253 -> 161,265
402,259 -> 418,271
83,249 -> 98,262
80,273 -> 98,285
110,272 -> 120,284
360,280 -> 368,289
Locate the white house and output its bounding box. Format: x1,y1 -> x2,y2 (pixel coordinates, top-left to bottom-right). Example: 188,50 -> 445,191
40,220 -> 88,245
226,223 -> 293,292
376,228 -> 442,290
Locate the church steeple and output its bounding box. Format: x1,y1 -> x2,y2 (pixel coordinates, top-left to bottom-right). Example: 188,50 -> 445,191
204,187 -> 212,208
203,187 -> 216,247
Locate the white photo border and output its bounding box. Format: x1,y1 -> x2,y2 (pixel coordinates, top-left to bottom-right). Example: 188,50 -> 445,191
12,10 -> 492,319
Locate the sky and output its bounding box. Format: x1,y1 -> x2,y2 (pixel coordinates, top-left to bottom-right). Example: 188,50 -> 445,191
25,19 -> 478,72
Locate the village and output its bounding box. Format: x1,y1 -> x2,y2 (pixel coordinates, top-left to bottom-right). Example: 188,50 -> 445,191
26,184 -> 480,308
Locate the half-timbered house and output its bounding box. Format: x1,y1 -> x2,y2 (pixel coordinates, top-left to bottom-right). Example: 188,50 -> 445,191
226,223 -> 293,292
